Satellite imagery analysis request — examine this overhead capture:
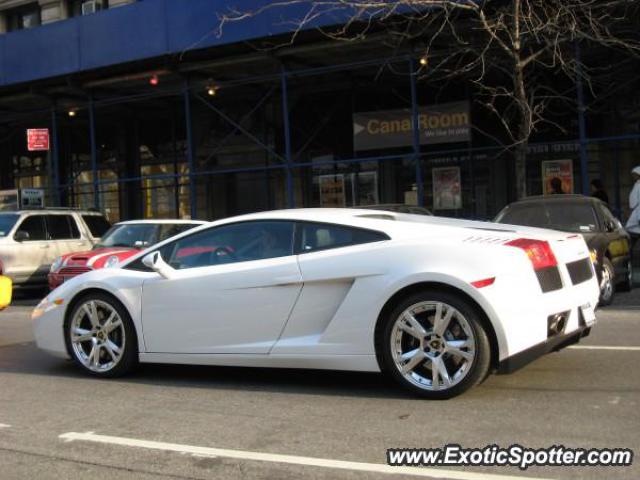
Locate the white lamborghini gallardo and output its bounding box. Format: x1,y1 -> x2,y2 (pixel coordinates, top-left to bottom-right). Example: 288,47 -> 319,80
33,208 -> 599,399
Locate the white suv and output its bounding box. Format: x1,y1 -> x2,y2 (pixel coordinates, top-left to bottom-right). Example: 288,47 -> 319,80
0,209 -> 110,287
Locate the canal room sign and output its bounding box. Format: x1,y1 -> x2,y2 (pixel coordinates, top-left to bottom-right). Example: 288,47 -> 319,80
353,101 -> 470,151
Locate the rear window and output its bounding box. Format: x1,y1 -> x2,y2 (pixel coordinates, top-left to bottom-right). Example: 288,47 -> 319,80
297,222 -> 389,253
496,202 -> 599,233
82,215 -> 112,238
0,213 -> 19,237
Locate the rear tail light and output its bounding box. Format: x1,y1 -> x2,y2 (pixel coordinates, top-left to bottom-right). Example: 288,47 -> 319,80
505,238 -> 558,271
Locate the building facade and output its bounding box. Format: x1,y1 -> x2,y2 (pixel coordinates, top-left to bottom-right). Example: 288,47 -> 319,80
0,0 -> 639,223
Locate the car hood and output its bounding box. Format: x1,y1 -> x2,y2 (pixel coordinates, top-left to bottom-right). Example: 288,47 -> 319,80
59,248 -> 138,270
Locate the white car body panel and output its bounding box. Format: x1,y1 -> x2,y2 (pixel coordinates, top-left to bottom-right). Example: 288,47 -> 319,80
33,208 -> 600,374
141,256 -> 303,354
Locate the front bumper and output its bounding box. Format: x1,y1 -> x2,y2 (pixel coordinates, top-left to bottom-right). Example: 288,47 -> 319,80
33,299 -> 69,359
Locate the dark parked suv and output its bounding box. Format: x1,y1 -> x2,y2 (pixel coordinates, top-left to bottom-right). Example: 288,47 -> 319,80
495,195 -> 632,305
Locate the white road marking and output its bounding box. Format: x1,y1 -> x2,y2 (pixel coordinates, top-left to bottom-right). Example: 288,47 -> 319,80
569,345 -> 640,351
59,431 -> 554,480
0,424 -> 10,429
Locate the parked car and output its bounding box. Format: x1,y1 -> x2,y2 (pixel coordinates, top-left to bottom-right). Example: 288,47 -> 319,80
0,209 -> 110,288
0,260 -> 11,310
494,195 -> 632,305
367,204 -> 433,215
48,219 -> 206,289
34,208 -> 598,399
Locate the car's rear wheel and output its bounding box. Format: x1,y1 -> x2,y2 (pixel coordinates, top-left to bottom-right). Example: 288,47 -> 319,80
380,291 -> 491,399
599,258 -> 615,306
65,292 -> 137,377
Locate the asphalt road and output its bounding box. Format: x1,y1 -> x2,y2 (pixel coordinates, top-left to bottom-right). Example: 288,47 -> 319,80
1,289 -> 639,480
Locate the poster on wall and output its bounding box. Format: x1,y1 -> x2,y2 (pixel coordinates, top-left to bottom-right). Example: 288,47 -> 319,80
0,189 -> 44,211
432,167 -> 462,210
26,129 -> 50,152
319,174 -> 346,207
541,160 -> 573,194
354,171 -> 379,206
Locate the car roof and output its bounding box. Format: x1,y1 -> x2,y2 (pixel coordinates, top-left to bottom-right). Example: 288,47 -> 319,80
114,219 -> 207,226
506,194 -> 601,206
14,209 -> 105,215
216,208 -> 396,223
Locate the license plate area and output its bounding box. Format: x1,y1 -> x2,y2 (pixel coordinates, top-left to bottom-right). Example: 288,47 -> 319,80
580,303 -> 596,326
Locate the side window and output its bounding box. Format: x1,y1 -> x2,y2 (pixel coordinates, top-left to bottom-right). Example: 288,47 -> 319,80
15,215 -> 46,241
82,215 -> 111,238
297,222 -> 389,253
158,223 -> 198,242
46,215 -> 80,240
158,221 -> 295,270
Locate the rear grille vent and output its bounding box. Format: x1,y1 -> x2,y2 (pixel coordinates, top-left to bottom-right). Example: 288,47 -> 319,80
536,266 -> 563,293
566,258 -> 594,285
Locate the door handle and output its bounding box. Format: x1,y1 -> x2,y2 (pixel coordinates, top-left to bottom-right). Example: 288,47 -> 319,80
40,245 -> 50,249
76,242 -> 86,246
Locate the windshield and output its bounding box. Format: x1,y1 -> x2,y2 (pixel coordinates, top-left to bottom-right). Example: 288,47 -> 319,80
0,213 -> 19,238
495,202 -> 599,233
94,223 -> 159,249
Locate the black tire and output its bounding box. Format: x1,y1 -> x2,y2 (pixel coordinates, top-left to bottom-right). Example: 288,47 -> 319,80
64,291 -> 138,378
599,258 -> 615,306
380,290 -> 492,400
616,260 -> 633,292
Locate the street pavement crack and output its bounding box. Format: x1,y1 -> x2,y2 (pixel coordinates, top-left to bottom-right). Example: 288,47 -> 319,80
0,445 -> 210,480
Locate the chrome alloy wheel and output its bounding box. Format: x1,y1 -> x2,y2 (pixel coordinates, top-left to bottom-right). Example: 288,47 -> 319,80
600,265 -> 613,303
390,301 -> 476,391
69,300 -> 125,373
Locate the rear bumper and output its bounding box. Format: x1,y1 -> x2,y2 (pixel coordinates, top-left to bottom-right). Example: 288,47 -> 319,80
497,322 -> 592,374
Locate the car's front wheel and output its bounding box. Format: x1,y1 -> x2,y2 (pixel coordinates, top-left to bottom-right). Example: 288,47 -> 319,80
64,292 -> 138,377
380,290 -> 491,399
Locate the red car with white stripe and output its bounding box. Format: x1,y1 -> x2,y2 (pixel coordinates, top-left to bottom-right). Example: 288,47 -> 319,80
48,220 -> 205,289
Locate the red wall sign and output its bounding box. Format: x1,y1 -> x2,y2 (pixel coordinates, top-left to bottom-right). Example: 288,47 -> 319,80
27,129 -> 50,152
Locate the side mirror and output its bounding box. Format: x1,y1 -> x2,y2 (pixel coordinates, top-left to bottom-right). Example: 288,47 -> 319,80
604,220 -> 616,233
14,231 -> 29,242
142,251 -> 175,280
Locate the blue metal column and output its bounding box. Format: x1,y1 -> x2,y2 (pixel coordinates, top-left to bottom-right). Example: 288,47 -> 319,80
281,67 -> 295,208
50,107 -> 61,206
183,80 -> 197,219
409,59 -> 425,206
88,95 -> 100,210
575,42 -> 590,195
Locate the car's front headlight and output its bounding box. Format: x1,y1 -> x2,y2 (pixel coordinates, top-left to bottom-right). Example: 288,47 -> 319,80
31,296 -> 64,320
50,257 -> 63,273
103,256 -> 120,269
